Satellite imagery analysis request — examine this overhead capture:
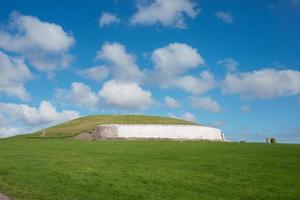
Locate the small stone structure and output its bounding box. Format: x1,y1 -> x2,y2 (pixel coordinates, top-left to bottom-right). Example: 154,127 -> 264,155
266,137 -> 277,144
270,138 -> 277,143
0,193 -> 10,200
92,125 -> 118,140
74,124 -> 224,141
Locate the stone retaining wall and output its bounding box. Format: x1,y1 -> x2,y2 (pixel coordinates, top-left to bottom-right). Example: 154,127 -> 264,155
90,124 -> 224,141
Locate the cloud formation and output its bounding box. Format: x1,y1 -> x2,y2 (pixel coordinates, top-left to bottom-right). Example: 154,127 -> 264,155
57,78 -> 155,110
210,120 -> 225,128
152,43 -> 203,79
0,51 -> 33,100
215,11 -> 234,24
0,101 -> 79,137
78,65 -> 109,82
169,112 -> 197,123
217,58 -> 238,72
222,69 -> 300,99
93,42 -> 214,95
95,42 -> 143,81
0,127 -> 21,138
131,0 -> 199,28
0,12 -> 74,72
0,101 -> 79,126
149,43 -> 215,94
164,96 -> 181,108
99,80 -> 154,109
56,82 -> 99,108
174,71 -> 216,95
190,96 -> 221,113
181,112 -> 197,122
99,12 -> 120,27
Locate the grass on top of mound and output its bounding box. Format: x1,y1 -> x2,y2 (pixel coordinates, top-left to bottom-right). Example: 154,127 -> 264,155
30,115 -> 197,138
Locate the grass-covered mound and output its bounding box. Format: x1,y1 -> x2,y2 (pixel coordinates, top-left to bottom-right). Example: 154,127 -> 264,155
0,139 -> 299,200
31,115 -> 196,138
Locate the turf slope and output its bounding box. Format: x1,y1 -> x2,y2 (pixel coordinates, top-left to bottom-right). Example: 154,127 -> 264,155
30,115 -> 196,138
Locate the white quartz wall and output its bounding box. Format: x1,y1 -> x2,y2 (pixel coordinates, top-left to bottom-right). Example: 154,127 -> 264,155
97,124 -> 224,141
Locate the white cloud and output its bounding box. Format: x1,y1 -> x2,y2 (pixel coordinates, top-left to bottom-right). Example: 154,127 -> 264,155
93,42 -> 213,95
0,101 -> 79,126
78,65 -> 109,82
0,12 -> 74,52
215,11 -> 234,24
0,115 -> 7,126
222,69 -> 300,99
211,120 -> 225,127
181,112 -> 197,122
56,82 -> 99,108
131,0 -> 199,28
217,58 -> 238,72
152,43 -> 203,79
0,12 -> 74,72
95,42 -> 143,81
241,105 -> 251,112
27,52 -> 73,72
99,80 -> 154,109
190,96 -> 221,113
0,101 -> 79,138
0,51 -> 33,100
164,96 -> 181,108
169,112 -> 197,123
174,71 -> 216,95
150,42 -> 211,94
148,43 -> 216,95
0,127 -> 21,138
57,79 -> 155,110
99,12 -> 120,27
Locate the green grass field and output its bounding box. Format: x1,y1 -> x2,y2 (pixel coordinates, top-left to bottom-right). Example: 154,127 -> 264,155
0,138 -> 299,200
31,115 -> 196,138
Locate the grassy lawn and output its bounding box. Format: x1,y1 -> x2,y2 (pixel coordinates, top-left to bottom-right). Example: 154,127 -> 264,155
31,115 -> 196,138
0,139 -> 299,200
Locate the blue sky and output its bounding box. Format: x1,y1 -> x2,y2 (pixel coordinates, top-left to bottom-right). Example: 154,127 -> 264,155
0,0 -> 300,143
